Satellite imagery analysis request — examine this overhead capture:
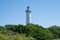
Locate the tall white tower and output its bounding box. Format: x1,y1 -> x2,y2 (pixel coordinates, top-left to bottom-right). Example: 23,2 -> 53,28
26,6 -> 31,24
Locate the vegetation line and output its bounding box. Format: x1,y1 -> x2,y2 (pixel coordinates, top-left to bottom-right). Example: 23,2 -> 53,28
0,24 -> 60,40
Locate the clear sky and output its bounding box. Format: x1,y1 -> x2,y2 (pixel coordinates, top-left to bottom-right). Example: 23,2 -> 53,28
0,0 -> 60,27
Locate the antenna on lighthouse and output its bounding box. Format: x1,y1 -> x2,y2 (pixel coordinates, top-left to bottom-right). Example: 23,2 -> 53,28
27,0 -> 31,6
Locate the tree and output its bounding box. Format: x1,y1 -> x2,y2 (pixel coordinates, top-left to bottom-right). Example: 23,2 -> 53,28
25,24 -> 54,40
48,25 -> 60,38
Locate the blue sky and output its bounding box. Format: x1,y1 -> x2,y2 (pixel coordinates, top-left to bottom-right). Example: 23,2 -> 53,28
0,0 -> 60,27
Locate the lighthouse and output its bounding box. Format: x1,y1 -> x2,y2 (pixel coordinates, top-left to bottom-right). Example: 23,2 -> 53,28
26,6 -> 31,24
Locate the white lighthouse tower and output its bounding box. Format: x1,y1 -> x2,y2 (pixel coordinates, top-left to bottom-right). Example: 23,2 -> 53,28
26,6 -> 31,24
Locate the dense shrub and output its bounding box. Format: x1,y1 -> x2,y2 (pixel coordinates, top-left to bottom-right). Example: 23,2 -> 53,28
0,24 -> 60,40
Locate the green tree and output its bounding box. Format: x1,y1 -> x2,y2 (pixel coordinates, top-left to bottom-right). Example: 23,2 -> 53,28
48,25 -> 60,38
25,24 -> 54,40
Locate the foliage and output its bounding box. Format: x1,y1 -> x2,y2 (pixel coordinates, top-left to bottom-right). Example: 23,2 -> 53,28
48,25 -> 60,38
0,26 -> 36,40
0,24 -> 60,40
